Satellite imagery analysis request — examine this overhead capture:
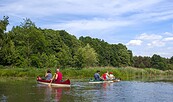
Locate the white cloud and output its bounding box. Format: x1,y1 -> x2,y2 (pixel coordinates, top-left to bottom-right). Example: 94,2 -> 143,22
42,19 -> 133,31
1,0 -> 173,33
137,33 -> 162,40
163,37 -> 173,41
127,32 -> 173,58
126,40 -> 142,46
1,0 -> 171,23
164,32 -> 173,36
148,40 -> 165,47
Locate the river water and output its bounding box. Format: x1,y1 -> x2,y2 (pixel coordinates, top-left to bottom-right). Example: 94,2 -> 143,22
0,79 -> 173,102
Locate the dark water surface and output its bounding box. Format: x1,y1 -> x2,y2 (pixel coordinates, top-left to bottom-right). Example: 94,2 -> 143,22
0,79 -> 173,102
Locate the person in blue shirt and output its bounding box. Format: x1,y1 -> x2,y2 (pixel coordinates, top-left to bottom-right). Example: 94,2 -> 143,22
45,69 -> 52,80
94,70 -> 103,81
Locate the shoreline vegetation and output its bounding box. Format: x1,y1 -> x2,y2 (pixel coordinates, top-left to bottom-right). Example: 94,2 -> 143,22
0,67 -> 173,81
1,17 -> 173,72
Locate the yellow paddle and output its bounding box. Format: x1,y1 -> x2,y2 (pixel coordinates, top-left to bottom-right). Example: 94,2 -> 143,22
49,73 -> 56,86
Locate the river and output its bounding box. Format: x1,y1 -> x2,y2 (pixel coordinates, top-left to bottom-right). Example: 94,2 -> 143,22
0,79 -> 173,102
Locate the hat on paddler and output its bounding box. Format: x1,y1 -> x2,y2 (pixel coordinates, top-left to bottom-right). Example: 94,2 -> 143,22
109,72 -> 113,74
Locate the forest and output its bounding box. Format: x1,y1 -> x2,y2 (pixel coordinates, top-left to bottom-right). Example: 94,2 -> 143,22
0,16 -> 173,70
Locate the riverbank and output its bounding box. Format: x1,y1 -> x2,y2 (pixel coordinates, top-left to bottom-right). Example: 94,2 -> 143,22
0,67 -> 173,80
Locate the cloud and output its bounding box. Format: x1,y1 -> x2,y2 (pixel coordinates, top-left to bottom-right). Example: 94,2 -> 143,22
164,32 -> 173,36
126,40 -> 142,46
147,40 -> 165,47
1,0 -> 172,23
163,37 -> 173,41
127,32 -> 169,47
127,32 -> 173,58
42,19 -> 133,31
137,33 -> 162,40
1,0 -> 173,35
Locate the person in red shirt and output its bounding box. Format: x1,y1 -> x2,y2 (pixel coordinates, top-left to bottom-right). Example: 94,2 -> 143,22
55,68 -> 63,82
102,71 -> 110,80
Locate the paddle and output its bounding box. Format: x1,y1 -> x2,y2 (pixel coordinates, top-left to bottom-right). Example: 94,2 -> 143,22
49,73 -> 56,86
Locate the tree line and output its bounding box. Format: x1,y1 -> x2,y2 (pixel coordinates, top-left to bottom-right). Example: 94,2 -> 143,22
0,16 -> 173,70
133,55 -> 173,70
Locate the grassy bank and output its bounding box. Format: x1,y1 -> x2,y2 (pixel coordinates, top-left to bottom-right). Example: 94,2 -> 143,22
0,67 -> 173,80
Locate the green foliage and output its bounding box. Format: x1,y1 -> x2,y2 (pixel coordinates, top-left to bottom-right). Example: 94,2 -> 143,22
133,56 -> 151,68
73,44 -> 98,68
0,16 -> 10,65
133,55 -> 173,71
151,54 -> 167,70
79,36 -> 133,67
0,16 -> 9,38
170,56 -> 173,64
0,16 -> 173,71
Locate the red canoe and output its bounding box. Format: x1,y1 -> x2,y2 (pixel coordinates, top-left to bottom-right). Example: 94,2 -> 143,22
37,77 -> 71,87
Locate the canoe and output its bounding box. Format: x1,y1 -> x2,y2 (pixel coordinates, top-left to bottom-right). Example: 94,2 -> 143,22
113,79 -> 121,82
89,79 -> 120,84
37,77 -> 71,87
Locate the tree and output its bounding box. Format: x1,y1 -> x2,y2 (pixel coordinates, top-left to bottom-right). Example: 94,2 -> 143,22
151,54 -> 167,70
170,56 -> 173,64
0,16 -> 16,66
74,44 -> 98,68
0,16 -> 9,50
56,45 -> 72,68
133,56 -> 151,68
116,43 -> 132,67
8,18 -> 49,67
79,36 -> 133,67
0,16 -> 9,42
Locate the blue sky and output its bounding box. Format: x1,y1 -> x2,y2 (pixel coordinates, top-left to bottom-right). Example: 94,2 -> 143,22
1,0 -> 173,58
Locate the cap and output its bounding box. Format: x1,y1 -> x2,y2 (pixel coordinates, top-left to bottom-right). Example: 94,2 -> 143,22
109,72 -> 113,74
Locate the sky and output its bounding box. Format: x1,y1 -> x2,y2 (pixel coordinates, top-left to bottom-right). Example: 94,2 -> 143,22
1,0 -> 173,58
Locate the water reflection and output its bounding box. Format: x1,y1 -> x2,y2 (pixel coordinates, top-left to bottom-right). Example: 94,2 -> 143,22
37,85 -> 70,102
53,87 -> 70,102
102,82 -> 115,91
43,86 -> 52,101
0,94 -> 8,102
1,79 -> 173,102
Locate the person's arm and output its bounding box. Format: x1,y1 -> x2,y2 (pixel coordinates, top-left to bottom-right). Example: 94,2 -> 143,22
113,75 -> 115,79
45,72 -> 48,77
55,73 -> 58,80
99,74 -> 104,80
107,73 -> 110,77
97,74 -> 100,79
50,73 -> 55,80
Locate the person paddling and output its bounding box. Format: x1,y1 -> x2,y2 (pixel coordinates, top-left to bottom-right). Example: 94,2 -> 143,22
102,71 -> 110,80
54,67 -> 63,82
94,70 -> 103,81
49,67 -> 63,86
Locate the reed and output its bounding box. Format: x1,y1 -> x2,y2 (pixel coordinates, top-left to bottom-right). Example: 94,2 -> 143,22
0,66 -> 173,80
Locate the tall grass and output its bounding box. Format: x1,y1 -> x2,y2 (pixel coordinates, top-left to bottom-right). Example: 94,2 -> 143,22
0,66 -> 173,80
